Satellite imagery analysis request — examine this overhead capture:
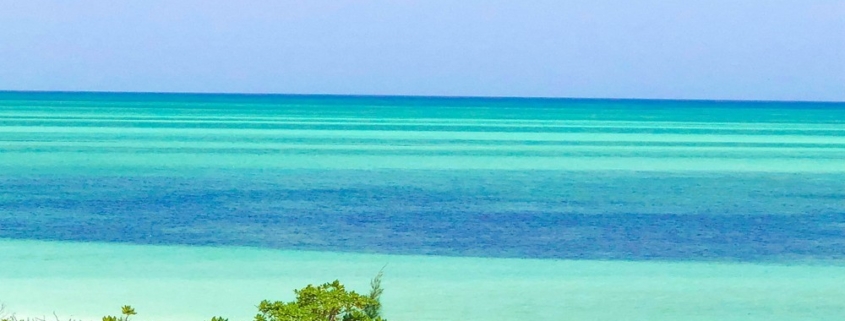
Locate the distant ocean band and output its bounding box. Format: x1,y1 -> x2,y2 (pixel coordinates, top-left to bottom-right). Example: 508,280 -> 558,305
0,91 -> 844,262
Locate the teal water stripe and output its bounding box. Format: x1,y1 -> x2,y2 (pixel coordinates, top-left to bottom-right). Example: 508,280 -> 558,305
2,127 -> 845,144
3,147 -> 844,159
4,136 -> 845,148
3,152 -> 844,172
2,119 -> 844,135
3,140 -> 844,150
1,113 -> 845,130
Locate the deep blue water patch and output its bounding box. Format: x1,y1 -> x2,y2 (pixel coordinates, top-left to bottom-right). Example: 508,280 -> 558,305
1,170 -> 843,262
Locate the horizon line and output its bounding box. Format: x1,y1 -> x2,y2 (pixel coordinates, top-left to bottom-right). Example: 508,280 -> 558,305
1,89 -> 843,104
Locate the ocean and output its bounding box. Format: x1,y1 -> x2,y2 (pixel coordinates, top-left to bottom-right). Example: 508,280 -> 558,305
1,91 -> 844,320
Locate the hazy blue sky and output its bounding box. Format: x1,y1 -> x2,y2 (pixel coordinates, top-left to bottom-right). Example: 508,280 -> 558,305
1,1 -> 843,101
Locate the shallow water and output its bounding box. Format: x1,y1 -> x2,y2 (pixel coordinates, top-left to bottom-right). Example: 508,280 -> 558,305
2,239 -> 845,321
1,92 -> 844,319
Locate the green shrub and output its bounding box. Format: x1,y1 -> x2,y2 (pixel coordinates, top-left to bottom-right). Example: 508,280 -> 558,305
255,279 -> 385,321
102,305 -> 136,321
363,268 -> 385,320
2,270 -> 388,321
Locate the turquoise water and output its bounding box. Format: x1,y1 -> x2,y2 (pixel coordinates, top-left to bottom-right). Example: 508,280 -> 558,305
2,238 -> 845,321
1,92 -> 844,320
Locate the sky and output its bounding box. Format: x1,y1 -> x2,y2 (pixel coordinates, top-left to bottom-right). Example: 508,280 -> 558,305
0,0 -> 843,101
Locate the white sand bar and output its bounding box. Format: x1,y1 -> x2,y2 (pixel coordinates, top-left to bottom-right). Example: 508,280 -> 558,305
1,239 -> 844,321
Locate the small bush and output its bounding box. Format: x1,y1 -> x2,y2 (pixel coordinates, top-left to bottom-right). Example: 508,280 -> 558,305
1,270 -> 388,321
102,305 -> 136,321
255,279 -> 385,321
364,268 -> 385,320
